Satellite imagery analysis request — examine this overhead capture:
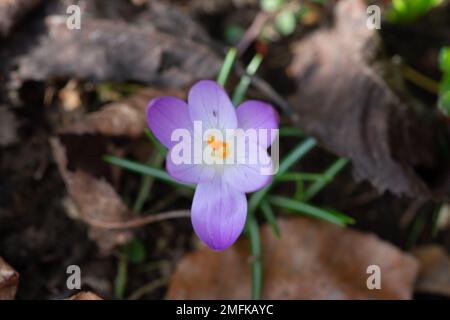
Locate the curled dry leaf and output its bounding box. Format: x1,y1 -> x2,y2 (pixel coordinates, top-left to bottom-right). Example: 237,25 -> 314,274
0,0 -> 43,36
0,257 -> 19,300
288,0 -> 449,199
167,217 -> 419,300
16,0 -> 220,87
68,291 -> 103,300
50,88 -> 183,254
413,245 -> 450,297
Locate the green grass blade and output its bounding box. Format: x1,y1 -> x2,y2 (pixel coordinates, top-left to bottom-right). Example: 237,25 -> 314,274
248,214 -> 262,300
268,195 -> 355,226
278,137 -> 317,174
276,172 -> 324,182
279,127 -> 305,137
144,129 -> 167,157
114,254 -> 128,299
260,199 -> 281,238
103,155 -> 195,190
248,137 -> 317,214
232,53 -> 263,105
132,152 -> 165,213
303,158 -> 348,201
217,48 -> 237,87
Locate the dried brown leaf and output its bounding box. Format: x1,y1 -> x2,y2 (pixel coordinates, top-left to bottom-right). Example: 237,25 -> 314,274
50,88 -> 183,254
68,291 -> 103,300
17,3 -> 220,87
167,217 -> 418,300
413,245 -> 450,297
288,0 -> 449,199
0,257 -> 19,300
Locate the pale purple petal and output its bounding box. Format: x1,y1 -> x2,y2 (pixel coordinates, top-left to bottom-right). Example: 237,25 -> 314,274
147,97 -> 193,149
191,180 -> 247,250
188,80 -> 237,130
166,146 -> 216,184
223,141 -> 273,193
236,100 -> 279,148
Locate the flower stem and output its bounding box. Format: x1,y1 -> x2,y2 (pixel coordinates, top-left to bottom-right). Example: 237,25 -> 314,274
248,214 -> 262,300
232,53 -> 263,105
217,48 -> 237,87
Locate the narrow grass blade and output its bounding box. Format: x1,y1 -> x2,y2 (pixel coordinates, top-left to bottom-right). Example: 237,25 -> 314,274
232,53 -> 263,105
279,127 -> 304,137
132,151 -> 165,213
260,199 -> 280,238
104,155 -> 195,190
114,254 -> 128,299
248,214 -> 262,300
145,129 -> 167,157
278,137 -> 317,174
276,172 -> 324,182
268,195 -> 355,226
304,158 -> 348,201
217,48 -> 237,87
248,137 -> 317,214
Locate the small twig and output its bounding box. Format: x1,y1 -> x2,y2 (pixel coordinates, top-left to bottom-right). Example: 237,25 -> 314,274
400,199 -> 426,228
235,60 -> 298,121
82,210 -> 190,230
401,64 -> 440,94
237,11 -> 272,56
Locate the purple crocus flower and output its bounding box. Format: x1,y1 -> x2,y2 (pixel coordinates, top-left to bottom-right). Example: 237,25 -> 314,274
147,80 -> 279,250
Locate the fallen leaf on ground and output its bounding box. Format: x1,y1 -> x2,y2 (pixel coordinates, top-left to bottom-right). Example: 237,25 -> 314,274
50,88 -> 183,254
288,0 -> 449,199
167,217 -> 419,300
16,0 -> 220,87
0,257 -> 19,300
68,291 -> 103,300
413,245 -> 450,297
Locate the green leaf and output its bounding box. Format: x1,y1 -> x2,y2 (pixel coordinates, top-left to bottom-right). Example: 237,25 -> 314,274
388,0 -> 442,23
217,47 -> 237,87
232,53 -> 263,105
103,155 -> 195,190
275,10 -> 297,36
439,90 -> 450,116
247,214 -> 262,300
260,0 -> 284,12
439,47 -> 450,73
248,137 -> 317,214
145,129 -> 167,157
303,158 -> 349,201
268,195 -> 355,226
279,127 -> 304,137
276,172 -> 324,182
114,254 -> 128,299
278,137 -> 317,174
121,238 -> 146,264
224,25 -> 245,45
260,200 -> 281,238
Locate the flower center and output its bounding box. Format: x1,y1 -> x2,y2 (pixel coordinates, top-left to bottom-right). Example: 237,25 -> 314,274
208,135 -> 229,160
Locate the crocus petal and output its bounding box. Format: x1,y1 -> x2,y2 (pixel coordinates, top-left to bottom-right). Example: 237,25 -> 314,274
236,100 -> 279,148
223,140 -> 273,193
166,146 -> 216,184
191,180 -> 247,250
147,96 -> 193,149
188,80 -> 237,130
